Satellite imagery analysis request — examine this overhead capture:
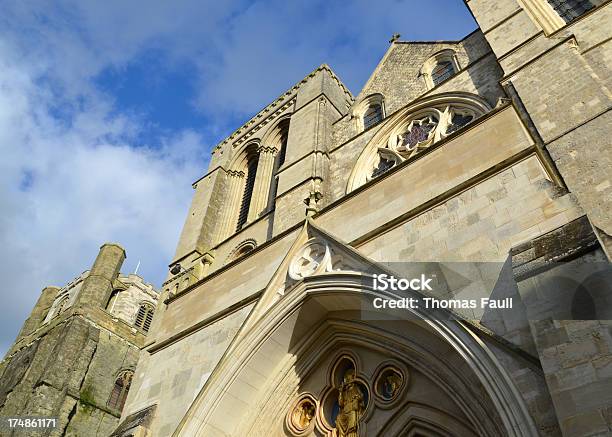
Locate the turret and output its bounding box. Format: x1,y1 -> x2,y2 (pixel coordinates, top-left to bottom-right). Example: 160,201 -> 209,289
75,243 -> 126,309
15,285 -> 60,341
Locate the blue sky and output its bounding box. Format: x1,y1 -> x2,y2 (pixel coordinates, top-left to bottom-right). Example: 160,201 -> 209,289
0,0 -> 476,357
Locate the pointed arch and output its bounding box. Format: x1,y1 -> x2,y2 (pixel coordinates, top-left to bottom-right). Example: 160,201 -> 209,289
421,49 -> 461,89
108,369 -> 134,411
214,141 -> 260,242
352,94 -> 386,132
346,92 -> 491,193
172,222 -> 537,437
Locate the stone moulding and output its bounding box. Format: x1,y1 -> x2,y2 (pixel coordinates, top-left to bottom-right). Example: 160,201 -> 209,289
212,64 -> 354,155
346,92 -> 491,193
171,220 -> 539,436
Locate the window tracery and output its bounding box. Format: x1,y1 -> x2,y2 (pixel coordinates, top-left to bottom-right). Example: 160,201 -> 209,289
368,104 -> 478,180
287,354 -> 409,436
346,94 -> 490,193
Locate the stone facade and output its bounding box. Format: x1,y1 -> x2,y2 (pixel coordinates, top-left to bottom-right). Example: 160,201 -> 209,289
4,0 -> 610,436
0,244 -> 158,436
115,2 -> 612,436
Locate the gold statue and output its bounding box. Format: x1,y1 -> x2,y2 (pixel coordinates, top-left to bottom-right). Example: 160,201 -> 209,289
335,369 -> 365,437
292,399 -> 315,430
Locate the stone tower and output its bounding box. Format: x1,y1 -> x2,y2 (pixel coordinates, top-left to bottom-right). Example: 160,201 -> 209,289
0,243 -> 158,436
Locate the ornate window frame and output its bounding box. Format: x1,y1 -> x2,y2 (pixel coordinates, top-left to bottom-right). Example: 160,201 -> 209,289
421,49 -> 461,90
347,93 -> 490,193
352,94 -> 386,132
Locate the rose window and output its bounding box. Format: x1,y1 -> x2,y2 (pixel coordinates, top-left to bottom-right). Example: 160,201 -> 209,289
399,115 -> 438,151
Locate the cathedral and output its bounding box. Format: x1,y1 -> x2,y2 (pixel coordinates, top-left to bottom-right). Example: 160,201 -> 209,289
3,0 -> 612,436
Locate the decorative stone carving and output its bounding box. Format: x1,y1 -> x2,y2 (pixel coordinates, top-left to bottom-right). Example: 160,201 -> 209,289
289,240 -> 330,280
347,94 -> 491,193
373,362 -> 408,408
335,369 -> 366,437
287,394 -> 317,435
364,104 -> 478,183
288,238 -> 360,281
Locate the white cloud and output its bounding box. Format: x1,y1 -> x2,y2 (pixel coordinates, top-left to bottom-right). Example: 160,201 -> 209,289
0,31 -> 209,357
0,0 -> 475,357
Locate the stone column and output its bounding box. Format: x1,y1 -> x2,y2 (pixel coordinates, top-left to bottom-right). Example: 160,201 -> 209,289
75,242 -> 126,309
16,286 -> 60,340
248,146 -> 277,221
215,170 -> 244,243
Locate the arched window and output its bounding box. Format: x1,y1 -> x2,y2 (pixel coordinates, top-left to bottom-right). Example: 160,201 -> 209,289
134,303 -> 155,332
431,61 -> 456,86
353,94 -> 385,132
346,93 -> 490,193
276,119 -> 289,169
421,50 -> 460,90
236,152 -> 259,231
268,118 -> 290,211
363,104 -> 383,130
228,240 -> 257,263
546,0 -> 595,23
107,370 -> 133,411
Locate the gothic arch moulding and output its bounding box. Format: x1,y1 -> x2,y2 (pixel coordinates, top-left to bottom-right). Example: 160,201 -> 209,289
173,221 -> 538,437
226,238 -> 257,264
260,114 -> 292,154
421,49 -> 461,89
351,93 -> 386,132
346,92 -> 491,193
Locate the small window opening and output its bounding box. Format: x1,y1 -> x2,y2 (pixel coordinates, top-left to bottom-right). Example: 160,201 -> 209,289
107,371 -> 133,411
363,104 -> 383,130
431,61 -> 455,86
134,303 -> 155,332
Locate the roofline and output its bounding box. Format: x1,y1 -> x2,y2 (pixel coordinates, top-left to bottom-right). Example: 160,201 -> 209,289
211,64 -> 354,154
393,27 -> 480,45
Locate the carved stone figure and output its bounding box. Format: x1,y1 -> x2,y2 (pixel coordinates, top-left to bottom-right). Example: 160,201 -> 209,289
335,369 -> 365,437
292,398 -> 315,430
382,371 -> 402,399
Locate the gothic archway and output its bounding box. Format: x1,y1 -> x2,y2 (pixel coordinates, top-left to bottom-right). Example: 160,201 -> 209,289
174,275 -> 537,436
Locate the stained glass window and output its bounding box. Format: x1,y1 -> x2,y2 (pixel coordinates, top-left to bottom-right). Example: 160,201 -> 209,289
547,0 -> 596,23
446,113 -> 474,134
371,157 -> 395,179
363,104 -> 383,130
401,118 -> 437,149
431,61 -> 455,86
